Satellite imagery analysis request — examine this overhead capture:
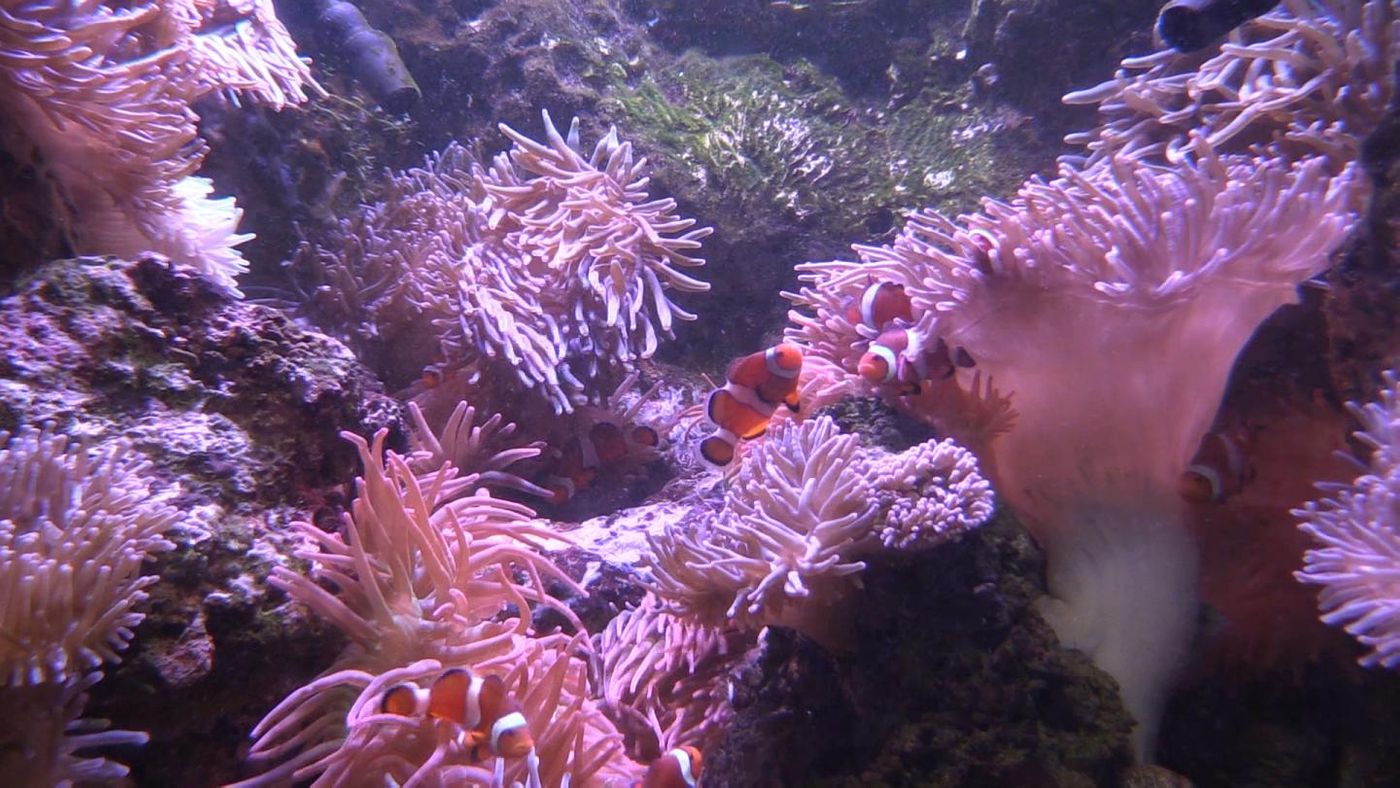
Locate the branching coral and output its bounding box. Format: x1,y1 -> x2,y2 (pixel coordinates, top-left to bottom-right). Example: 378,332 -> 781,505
648,416 -> 994,637
0,0 -> 317,292
1295,371 -> 1400,669
1064,0 -> 1397,166
870,436 -> 994,551
0,426 -> 178,687
237,428 -> 632,786
303,111 -> 711,413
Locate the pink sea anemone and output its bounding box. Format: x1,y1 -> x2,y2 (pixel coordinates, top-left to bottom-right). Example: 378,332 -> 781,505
787,142 -> 1362,758
1295,372 -> 1400,669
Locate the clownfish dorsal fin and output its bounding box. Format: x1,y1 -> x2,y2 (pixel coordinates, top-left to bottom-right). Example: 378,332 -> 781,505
725,351 -> 768,389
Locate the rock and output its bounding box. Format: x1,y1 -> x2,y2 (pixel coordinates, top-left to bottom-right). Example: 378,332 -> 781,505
0,255 -> 398,785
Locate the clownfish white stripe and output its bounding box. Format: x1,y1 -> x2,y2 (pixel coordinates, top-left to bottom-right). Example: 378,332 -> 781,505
407,686 -> 431,715
672,748 -> 699,787
866,344 -> 899,382
490,711 -> 528,753
859,285 -> 883,328
904,328 -> 924,360
1216,433 -> 1244,477
465,675 -> 485,730
719,382 -> 778,419
578,433 -> 601,470
764,346 -> 801,379
1188,463 -> 1223,500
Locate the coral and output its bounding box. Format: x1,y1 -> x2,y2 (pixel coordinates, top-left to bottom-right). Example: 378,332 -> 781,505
0,426 -> 178,687
606,47 -> 1051,367
0,0 -> 317,292
303,111 -> 711,413
869,436 -> 995,551
781,0 -> 1400,759
1295,371 -> 1400,668
236,428 -> 632,786
647,416 -> 994,637
0,255 -> 400,502
790,516 -> 1135,787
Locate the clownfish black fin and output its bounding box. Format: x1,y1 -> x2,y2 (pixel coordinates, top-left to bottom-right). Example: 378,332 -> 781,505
954,347 -> 976,368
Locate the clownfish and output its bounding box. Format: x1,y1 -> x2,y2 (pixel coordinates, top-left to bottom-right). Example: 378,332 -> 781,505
420,362 -> 456,389
543,419 -> 662,504
1179,428 -> 1256,503
699,343 -> 803,467
844,282 -> 913,332
380,668 -> 533,761
857,328 -> 974,395
634,746 -> 703,788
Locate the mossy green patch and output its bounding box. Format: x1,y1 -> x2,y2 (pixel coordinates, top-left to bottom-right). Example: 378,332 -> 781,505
605,50 -> 1042,241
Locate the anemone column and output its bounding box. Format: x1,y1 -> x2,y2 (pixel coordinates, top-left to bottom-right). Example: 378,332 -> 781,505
897,148 -> 1360,759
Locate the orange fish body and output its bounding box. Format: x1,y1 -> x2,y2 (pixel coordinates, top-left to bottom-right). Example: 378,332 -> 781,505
845,282 -> 913,331
699,344 -> 803,467
380,668 -> 534,760
635,746 -> 703,788
1179,429 -> 1255,503
858,329 -> 972,395
543,434 -> 598,505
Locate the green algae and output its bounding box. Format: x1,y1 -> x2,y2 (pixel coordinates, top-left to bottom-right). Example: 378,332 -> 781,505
605,50 -> 1041,241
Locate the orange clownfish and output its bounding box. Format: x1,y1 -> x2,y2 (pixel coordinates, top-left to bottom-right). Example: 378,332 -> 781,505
1179,428 -> 1256,503
635,746 -> 703,788
699,343 -> 803,467
380,668 -> 533,761
845,282 -> 913,332
857,328 -> 974,395
543,419 -> 662,504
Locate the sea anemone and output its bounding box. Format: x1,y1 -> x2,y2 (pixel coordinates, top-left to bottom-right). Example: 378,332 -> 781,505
787,141 -> 1361,758
1295,372 -> 1400,669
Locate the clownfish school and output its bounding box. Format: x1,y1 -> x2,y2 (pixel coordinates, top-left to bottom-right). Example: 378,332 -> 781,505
379,668 -> 535,764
